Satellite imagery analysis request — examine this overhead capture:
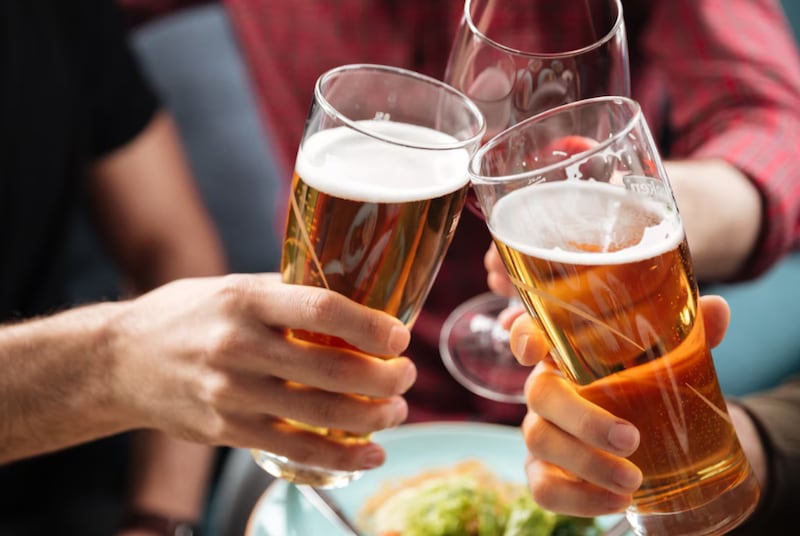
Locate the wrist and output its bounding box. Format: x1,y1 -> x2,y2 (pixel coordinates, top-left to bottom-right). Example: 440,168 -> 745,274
120,510 -> 200,536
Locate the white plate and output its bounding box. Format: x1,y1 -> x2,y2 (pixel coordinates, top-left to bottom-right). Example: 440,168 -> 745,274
246,421 -> 626,535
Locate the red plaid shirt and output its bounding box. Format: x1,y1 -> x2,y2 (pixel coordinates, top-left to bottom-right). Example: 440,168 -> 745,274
120,0 -> 800,424
223,0 -> 800,424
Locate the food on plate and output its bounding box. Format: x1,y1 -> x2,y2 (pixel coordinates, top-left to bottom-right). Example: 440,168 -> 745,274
357,460 -> 600,536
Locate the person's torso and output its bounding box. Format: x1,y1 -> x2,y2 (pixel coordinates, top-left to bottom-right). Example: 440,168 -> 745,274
0,1 -> 98,319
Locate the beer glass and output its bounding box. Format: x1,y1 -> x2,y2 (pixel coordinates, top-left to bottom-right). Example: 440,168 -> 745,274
470,96 -> 760,535
440,0 -> 630,403
252,64 -> 486,488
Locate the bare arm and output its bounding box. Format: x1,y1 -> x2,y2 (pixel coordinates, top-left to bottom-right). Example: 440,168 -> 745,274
665,159 -> 762,282
88,112 -> 227,290
0,275 -> 414,467
0,303 -> 134,462
646,0 -> 800,281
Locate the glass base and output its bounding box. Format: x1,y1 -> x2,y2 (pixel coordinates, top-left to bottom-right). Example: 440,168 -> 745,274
626,466 -> 760,536
251,449 -> 363,489
440,292 -> 530,403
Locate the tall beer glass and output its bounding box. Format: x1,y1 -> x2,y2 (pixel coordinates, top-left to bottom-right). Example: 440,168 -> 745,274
440,0 -> 630,404
252,64 -> 485,488
471,96 -> 759,535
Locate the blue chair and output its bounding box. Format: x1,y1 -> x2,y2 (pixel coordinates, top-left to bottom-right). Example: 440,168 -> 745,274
783,0 -> 800,41
705,253 -> 800,396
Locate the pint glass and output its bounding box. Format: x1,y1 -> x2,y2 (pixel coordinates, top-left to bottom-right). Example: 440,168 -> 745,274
470,96 -> 760,535
252,64 -> 486,488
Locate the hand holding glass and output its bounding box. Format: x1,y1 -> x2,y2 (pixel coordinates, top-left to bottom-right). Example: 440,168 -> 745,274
252,64 -> 485,488
470,96 -> 759,535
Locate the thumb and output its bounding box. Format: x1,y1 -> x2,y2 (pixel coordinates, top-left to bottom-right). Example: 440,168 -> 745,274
698,295 -> 730,349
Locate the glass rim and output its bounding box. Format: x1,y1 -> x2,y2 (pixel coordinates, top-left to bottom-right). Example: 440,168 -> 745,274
469,95 -> 642,184
463,0 -> 625,60
314,63 -> 487,151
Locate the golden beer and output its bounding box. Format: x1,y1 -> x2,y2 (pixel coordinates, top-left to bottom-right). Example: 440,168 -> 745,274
256,120 -> 470,487
490,180 -> 759,534
283,120 -> 469,331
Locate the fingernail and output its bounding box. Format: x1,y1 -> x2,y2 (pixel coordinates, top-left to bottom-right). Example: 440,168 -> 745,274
388,325 -> 410,354
514,334 -> 529,359
361,447 -> 385,469
605,491 -> 633,512
398,364 -> 417,393
389,397 -> 409,427
612,465 -> 642,493
608,422 -> 639,453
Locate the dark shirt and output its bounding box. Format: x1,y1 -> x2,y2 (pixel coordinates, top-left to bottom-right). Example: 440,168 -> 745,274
0,0 -> 157,319
116,0 -> 217,29
734,377 -> 800,533
0,1 -> 157,533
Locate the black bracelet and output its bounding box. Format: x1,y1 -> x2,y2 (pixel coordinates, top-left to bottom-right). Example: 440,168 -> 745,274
120,510 -> 200,536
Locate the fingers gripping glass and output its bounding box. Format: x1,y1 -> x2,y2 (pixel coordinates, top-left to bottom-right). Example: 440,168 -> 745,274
252,64 -> 485,489
440,0 -> 630,403
470,96 -> 760,536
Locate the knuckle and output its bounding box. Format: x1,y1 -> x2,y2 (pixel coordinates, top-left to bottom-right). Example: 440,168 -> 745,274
205,323 -> 245,360
531,486 -> 559,512
330,446 -> 363,472
528,471 -> 558,510
216,274 -> 255,311
286,442 -> 318,465
389,359 -> 414,395
525,371 -> 554,410
523,416 -> 551,454
311,397 -> 342,427
575,405 -> 601,444
183,408 -> 228,445
201,372 -> 235,407
366,404 -> 401,433
301,290 -> 341,323
573,448 -> 597,481
202,412 -> 231,443
361,312 -> 384,341
316,353 -> 349,384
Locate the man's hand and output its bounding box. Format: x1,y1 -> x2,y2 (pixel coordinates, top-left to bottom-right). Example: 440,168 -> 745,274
107,273 -> 415,472
508,295 -> 734,517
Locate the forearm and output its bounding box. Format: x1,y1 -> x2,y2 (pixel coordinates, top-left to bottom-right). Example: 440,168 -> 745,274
90,112 -> 228,292
646,0 -> 800,281
665,159 -> 762,282
0,302 -> 132,463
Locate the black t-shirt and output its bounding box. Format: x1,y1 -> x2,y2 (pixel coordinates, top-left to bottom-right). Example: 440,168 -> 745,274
0,0 -> 157,319
0,1 -> 158,532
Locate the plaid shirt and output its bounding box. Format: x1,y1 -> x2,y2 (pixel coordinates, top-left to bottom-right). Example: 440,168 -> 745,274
223,0 -> 800,424
120,0 -> 800,423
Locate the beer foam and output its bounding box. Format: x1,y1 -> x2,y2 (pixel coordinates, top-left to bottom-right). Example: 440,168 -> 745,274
490,180 -> 684,265
296,120 -> 470,203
